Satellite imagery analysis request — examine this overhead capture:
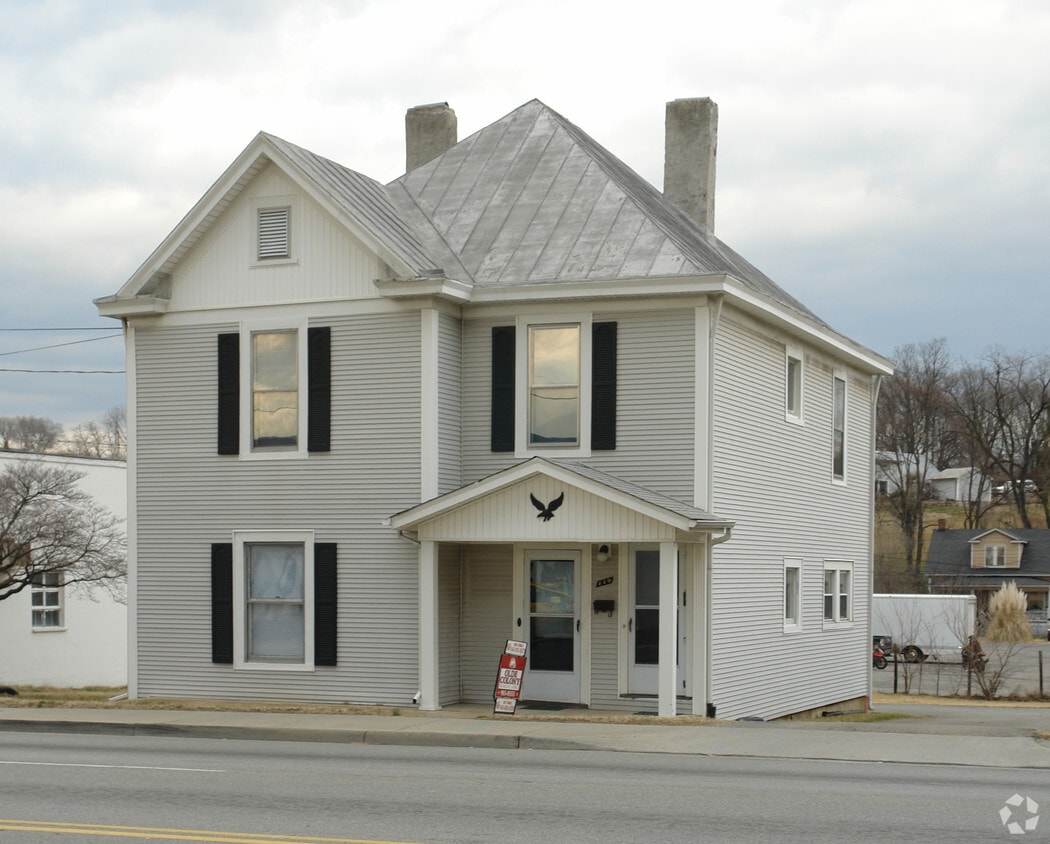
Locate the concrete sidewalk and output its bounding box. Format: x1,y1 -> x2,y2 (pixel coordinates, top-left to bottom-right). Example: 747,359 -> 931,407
3,701 -> 1050,769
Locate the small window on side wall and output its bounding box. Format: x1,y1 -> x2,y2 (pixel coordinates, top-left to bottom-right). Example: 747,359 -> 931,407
784,561 -> 802,631
832,376 -> 846,481
786,352 -> 802,421
31,571 -> 63,629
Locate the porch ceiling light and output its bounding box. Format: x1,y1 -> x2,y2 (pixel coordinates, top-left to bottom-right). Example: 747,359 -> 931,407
595,544 -> 611,563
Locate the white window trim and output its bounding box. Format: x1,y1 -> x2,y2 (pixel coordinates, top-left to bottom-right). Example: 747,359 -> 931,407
232,530 -> 315,671
31,571 -> 65,631
785,346 -> 804,425
831,371 -> 847,484
783,559 -> 802,633
822,561 -> 853,627
250,195 -> 299,267
514,313 -> 593,458
238,317 -> 309,461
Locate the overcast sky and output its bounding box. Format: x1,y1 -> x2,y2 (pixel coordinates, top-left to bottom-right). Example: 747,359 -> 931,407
2,0 -> 1048,427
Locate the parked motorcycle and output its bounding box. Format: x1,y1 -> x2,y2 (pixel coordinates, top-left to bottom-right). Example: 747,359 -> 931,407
961,636 -> 986,672
872,647 -> 888,670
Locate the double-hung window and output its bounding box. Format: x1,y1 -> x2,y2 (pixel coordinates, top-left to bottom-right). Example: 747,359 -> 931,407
31,571 -> 63,629
217,321 -> 330,458
528,324 -> 581,446
832,375 -> 846,481
490,316 -> 617,457
210,531 -> 338,670
823,562 -> 852,624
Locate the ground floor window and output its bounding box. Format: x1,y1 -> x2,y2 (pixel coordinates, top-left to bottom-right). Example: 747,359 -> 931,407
211,530 -> 339,671
823,562 -> 853,624
784,561 -> 801,631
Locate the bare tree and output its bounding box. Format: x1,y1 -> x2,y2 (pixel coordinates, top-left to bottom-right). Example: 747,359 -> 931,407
64,406 -> 127,461
0,416 -> 63,453
948,350 -> 1050,529
877,339 -> 955,573
0,460 -> 126,601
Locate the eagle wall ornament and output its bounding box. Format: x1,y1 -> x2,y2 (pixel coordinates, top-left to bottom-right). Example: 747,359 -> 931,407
530,492 -> 564,522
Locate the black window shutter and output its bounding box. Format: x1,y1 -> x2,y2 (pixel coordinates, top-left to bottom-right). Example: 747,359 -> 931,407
491,326 -> 515,452
211,543 -> 234,664
314,543 -> 338,666
592,321 -> 617,450
217,334 -> 240,455
307,327 -> 331,452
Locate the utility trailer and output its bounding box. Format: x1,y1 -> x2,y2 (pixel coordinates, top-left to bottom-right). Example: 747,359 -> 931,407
871,594 -> 978,662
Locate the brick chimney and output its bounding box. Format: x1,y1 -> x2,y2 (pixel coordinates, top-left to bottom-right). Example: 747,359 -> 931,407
405,102 -> 457,172
663,97 -> 717,231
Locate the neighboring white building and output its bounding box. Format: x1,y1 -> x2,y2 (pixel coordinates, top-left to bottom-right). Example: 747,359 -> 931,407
96,99 -> 892,720
928,467 -> 991,503
0,451 -> 127,687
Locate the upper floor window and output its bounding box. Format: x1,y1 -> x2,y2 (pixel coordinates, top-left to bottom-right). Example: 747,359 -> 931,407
985,545 -> 1006,567
528,324 -> 580,447
31,571 -> 63,629
786,352 -> 802,421
490,318 -> 617,456
252,331 -> 298,449
217,323 -> 331,458
832,376 -> 846,480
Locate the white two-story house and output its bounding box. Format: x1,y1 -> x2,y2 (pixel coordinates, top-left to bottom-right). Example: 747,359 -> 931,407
96,98 -> 892,720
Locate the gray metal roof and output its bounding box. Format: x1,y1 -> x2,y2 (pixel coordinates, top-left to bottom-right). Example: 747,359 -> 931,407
387,100 -> 823,324
264,133 -> 442,277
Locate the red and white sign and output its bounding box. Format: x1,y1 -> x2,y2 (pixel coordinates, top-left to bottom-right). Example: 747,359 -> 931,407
493,641 -> 528,714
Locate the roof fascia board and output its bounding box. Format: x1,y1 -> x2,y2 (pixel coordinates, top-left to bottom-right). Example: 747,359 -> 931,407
721,279 -> 893,375
94,296 -> 169,319
116,133 -> 275,299
374,276 -> 474,303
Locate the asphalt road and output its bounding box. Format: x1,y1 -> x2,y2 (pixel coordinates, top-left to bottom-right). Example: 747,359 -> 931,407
1,731 -> 1048,843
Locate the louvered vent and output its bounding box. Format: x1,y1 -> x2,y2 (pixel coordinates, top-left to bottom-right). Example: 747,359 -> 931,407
257,206 -> 290,259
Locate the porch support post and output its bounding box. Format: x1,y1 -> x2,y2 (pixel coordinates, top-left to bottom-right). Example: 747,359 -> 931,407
418,539 -> 441,711
658,541 -> 678,717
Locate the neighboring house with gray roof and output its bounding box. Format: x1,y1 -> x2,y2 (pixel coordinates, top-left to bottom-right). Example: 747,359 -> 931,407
96,98 -> 892,721
925,528 -> 1050,620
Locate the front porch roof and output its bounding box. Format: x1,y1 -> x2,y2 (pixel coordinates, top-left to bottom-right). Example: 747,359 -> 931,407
386,458 -> 733,543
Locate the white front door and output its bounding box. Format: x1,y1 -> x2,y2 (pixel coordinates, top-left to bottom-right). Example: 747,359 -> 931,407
523,551 -> 581,703
628,547 -> 685,694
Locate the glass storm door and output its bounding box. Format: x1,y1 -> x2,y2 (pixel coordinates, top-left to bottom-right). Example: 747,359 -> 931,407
629,548 -> 684,694
524,552 -> 581,703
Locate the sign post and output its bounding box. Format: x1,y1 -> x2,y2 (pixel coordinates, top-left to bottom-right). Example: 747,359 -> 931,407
493,639 -> 527,714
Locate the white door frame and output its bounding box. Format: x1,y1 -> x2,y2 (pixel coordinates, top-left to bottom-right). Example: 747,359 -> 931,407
514,545 -> 591,704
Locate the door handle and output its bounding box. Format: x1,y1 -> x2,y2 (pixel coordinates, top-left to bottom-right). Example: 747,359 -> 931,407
576,619 -> 580,632
628,618 -> 633,632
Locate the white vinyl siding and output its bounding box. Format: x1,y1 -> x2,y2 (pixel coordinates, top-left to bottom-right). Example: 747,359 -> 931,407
437,312 -> 463,494
461,308 -> 695,503
708,311 -> 873,720
167,166 -> 388,311
131,311 -> 423,703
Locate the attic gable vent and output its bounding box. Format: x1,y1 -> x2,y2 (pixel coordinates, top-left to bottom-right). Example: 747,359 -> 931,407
257,206 -> 290,260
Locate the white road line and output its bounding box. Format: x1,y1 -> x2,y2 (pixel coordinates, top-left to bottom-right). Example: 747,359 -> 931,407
0,760 -> 224,772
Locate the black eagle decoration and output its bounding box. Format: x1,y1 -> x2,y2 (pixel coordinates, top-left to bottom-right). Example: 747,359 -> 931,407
530,491 -> 564,521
